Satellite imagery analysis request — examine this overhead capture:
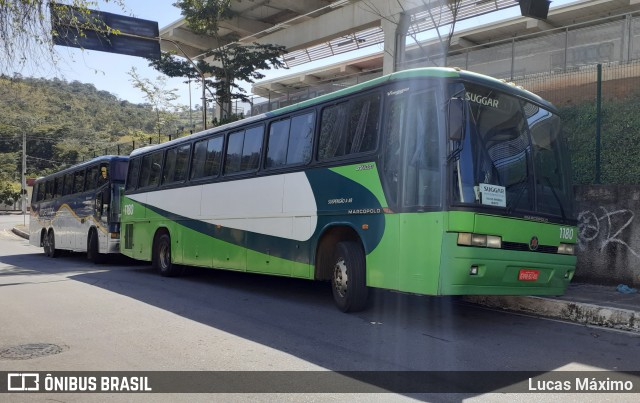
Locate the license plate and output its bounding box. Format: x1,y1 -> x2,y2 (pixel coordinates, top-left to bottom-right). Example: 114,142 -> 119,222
518,269 -> 539,281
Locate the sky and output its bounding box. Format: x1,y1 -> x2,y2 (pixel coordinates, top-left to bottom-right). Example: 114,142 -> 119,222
34,0 -> 578,111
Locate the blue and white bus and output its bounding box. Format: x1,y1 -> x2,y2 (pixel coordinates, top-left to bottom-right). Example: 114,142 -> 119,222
29,156 -> 128,263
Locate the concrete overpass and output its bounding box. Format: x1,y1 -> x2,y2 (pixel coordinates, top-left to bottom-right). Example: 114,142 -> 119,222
250,0 -> 640,102
159,0 -> 519,75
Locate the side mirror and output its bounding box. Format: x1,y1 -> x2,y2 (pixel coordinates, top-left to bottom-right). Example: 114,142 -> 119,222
95,194 -> 103,217
448,98 -> 464,141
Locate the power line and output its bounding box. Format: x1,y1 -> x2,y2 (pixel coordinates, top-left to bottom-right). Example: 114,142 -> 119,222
26,155 -> 78,165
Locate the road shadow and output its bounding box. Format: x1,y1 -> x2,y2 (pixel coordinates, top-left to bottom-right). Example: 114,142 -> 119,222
1,249 -> 639,399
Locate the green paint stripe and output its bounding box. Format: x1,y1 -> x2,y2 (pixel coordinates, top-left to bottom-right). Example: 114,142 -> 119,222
329,163 -> 388,207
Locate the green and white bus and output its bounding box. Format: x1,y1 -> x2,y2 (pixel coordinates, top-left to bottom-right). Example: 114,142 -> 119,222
121,67 -> 577,312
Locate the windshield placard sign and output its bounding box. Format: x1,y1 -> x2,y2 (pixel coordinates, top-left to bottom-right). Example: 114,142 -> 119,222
479,183 -> 506,207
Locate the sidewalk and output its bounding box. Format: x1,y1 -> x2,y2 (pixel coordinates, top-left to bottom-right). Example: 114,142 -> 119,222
464,283 -> 640,333
8,225 -> 640,332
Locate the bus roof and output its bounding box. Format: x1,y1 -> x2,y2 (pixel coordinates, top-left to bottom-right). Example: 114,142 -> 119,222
131,67 -> 556,158
33,155 -> 128,183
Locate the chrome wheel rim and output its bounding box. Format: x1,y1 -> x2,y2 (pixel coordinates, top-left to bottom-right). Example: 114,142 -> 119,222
333,258 -> 348,298
159,242 -> 170,271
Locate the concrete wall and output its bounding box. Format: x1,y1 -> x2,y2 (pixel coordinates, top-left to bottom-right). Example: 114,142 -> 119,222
575,185 -> 640,287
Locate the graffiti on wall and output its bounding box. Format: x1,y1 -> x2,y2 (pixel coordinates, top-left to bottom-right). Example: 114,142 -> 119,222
577,206 -> 640,258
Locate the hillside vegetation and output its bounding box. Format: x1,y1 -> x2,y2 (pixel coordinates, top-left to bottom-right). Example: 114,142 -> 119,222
0,74 -> 194,204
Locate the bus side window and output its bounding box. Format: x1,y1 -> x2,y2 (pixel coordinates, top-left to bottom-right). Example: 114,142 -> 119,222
346,93 -> 380,154
318,93 -> 380,161
267,112 -> 315,168
126,158 -> 141,191
63,174 -> 74,196
163,144 -> 191,184
318,103 -> 347,160
203,137 -> 223,177
139,152 -> 163,188
163,148 -> 178,184
287,112 -> 315,165
74,170 -> 85,193
174,144 -> 191,182
192,136 -> 224,180
86,166 -> 99,192
225,130 -> 244,174
241,126 -> 263,171
34,182 -> 46,202
54,176 -> 64,199
38,182 -> 45,202
45,180 -> 53,200
225,126 -> 264,175
191,139 -> 208,179
266,119 -> 291,168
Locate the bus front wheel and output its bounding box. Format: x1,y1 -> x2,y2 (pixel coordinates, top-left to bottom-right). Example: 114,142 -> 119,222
153,233 -> 180,277
87,229 -> 106,264
331,241 -> 368,312
44,230 -> 60,258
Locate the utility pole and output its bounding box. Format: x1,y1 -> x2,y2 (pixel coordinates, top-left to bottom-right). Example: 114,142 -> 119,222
21,131 -> 26,225
160,38 -> 209,130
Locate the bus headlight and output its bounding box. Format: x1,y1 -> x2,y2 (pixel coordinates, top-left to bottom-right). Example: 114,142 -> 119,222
457,233 -> 502,249
486,235 -> 502,249
558,243 -> 575,255
471,234 -> 486,247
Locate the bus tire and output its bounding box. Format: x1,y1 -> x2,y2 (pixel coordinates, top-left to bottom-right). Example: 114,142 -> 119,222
41,230 -> 48,256
87,229 -> 106,264
331,241 -> 368,312
153,233 -> 179,277
45,230 -> 60,258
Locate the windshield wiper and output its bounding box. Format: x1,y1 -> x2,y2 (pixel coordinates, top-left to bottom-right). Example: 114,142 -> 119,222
506,177 -> 529,214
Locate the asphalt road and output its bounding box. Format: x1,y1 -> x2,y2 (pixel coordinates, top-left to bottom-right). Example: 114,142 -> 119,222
0,214 -> 639,402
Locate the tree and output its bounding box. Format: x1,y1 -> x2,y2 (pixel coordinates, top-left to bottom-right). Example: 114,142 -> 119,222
128,67 -> 181,137
0,0 -> 126,75
0,181 -> 21,209
149,0 -> 287,123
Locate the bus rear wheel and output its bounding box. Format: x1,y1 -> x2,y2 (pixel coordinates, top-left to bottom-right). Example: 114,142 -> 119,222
153,233 -> 180,277
331,241 -> 368,312
44,230 -> 60,258
87,229 -> 106,264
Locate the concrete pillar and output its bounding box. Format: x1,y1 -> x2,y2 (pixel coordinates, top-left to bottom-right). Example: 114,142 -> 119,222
382,12 -> 411,75
623,14 -> 632,63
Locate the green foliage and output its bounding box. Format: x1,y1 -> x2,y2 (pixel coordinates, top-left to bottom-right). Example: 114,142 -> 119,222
150,0 -> 286,119
1,0 -> 126,75
560,94 -> 640,184
0,181 -> 20,206
212,113 -> 243,127
128,67 -> 181,136
0,73 -> 161,179
174,0 -> 234,36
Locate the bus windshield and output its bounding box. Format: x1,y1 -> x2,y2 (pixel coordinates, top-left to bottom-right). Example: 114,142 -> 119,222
450,83 -> 575,222
112,160 -> 128,182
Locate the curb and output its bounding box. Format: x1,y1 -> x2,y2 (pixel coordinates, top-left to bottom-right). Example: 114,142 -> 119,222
11,227 -> 29,240
463,295 -> 640,333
